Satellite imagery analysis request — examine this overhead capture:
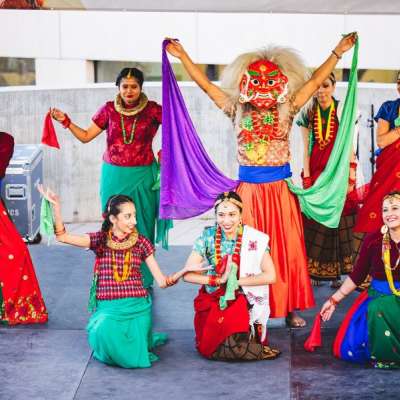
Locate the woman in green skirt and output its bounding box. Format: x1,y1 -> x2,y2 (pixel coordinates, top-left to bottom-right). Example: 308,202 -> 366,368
51,67 -> 170,288
42,190 -> 206,368
321,191 -> 400,369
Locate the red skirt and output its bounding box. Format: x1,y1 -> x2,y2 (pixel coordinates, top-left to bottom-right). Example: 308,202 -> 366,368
194,287 -> 249,358
354,138 -> 400,233
237,180 -> 315,317
0,201 -> 47,325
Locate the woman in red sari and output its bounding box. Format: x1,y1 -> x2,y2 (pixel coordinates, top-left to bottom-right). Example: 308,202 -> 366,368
0,132 -> 48,325
297,73 -> 362,287
354,71 -> 400,233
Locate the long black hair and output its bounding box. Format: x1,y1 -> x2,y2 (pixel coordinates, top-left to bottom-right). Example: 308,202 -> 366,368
101,194 -> 135,233
115,67 -> 144,88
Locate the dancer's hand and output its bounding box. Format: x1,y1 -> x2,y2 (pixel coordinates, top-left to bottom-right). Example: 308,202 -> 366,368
184,261 -> 212,273
165,39 -> 186,59
37,184 -> 60,207
320,300 -> 336,322
334,32 -> 357,56
50,108 -> 67,123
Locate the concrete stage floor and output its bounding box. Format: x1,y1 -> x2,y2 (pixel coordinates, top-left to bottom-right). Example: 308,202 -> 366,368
0,221 -> 397,400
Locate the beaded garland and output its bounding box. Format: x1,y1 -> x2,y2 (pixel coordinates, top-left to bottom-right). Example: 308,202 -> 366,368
120,114 -> 138,144
214,225 -> 243,275
382,232 -> 400,297
313,101 -> 336,149
107,230 -> 139,282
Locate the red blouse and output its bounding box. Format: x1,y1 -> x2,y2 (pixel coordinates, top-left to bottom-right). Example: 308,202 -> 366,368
349,230 -> 400,286
92,100 -> 162,167
89,231 -> 154,300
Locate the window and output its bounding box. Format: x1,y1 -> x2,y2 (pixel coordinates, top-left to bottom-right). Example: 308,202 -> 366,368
0,57 -> 35,86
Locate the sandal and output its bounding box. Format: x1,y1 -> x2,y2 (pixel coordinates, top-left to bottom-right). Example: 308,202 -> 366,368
261,346 -> 281,360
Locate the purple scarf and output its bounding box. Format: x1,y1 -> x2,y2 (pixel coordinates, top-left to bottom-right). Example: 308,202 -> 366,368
160,40 -> 238,219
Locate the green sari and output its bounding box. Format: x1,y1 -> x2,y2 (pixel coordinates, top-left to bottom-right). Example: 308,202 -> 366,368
87,297 -> 167,368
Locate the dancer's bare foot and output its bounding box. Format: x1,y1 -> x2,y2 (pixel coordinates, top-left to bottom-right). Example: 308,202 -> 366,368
286,312 -> 306,328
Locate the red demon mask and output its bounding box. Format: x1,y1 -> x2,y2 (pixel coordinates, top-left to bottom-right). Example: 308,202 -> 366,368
239,60 -> 288,109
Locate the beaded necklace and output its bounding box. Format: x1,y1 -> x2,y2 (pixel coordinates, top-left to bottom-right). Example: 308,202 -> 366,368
120,114 -> 138,144
214,225 -> 243,275
107,230 -> 139,282
313,101 -> 336,149
382,232 -> 400,297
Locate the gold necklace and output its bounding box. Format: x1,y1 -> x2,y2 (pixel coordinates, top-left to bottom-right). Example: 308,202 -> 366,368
112,250 -> 132,282
107,230 -> 138,283
114,93 -> 148,116
313,101 -> 336,149
382,232 -> 400,297
107,229 -> 138,250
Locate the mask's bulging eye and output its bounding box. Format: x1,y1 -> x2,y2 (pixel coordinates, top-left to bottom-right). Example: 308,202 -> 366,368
251,79 -> 260,86
268,79 -> 275,86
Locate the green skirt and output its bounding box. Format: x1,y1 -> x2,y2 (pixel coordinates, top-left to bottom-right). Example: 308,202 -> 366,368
100,161 -> 172,288
87,297 -> 167,369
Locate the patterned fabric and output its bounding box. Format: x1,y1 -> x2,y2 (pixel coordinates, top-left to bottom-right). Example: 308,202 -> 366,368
193,226 -> 269,294
92,100 -> 162,167
210,332 -> 267,361
0,200 -> 47,325
334,280 -> 400,369
236,101 -> 298,166
304,212 -> 360,281
374,98 -> 400,130
349,230 -> 400,286
89,231 -> 154,300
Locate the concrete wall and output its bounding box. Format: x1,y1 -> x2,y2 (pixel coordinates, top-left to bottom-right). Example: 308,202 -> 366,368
0,82 -> 398,222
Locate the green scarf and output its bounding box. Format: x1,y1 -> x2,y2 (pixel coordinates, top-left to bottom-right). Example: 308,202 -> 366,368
40,198 -> 54,242
286,39 -> 359,228
219,263 -> 239,310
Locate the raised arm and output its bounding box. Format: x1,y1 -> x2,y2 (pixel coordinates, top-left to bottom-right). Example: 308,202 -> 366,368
294,33 -> 357,110
50,108 -> 103,143
43,189 -> 91,248
166,40 -> 229,109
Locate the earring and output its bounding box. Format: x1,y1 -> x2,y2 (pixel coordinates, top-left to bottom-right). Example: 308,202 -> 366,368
381,224 -> 389,234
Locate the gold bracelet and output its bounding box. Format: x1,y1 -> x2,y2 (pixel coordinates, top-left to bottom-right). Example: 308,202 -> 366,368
331,50 -> 342,60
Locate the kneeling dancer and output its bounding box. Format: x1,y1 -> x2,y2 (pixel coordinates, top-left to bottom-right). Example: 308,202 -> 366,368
321,191 -> 400,369
184,192 -> 279,361
43,191 -> 205,368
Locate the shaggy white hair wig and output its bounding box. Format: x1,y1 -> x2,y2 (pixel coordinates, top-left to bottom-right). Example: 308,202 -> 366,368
220,46 -> 310,121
